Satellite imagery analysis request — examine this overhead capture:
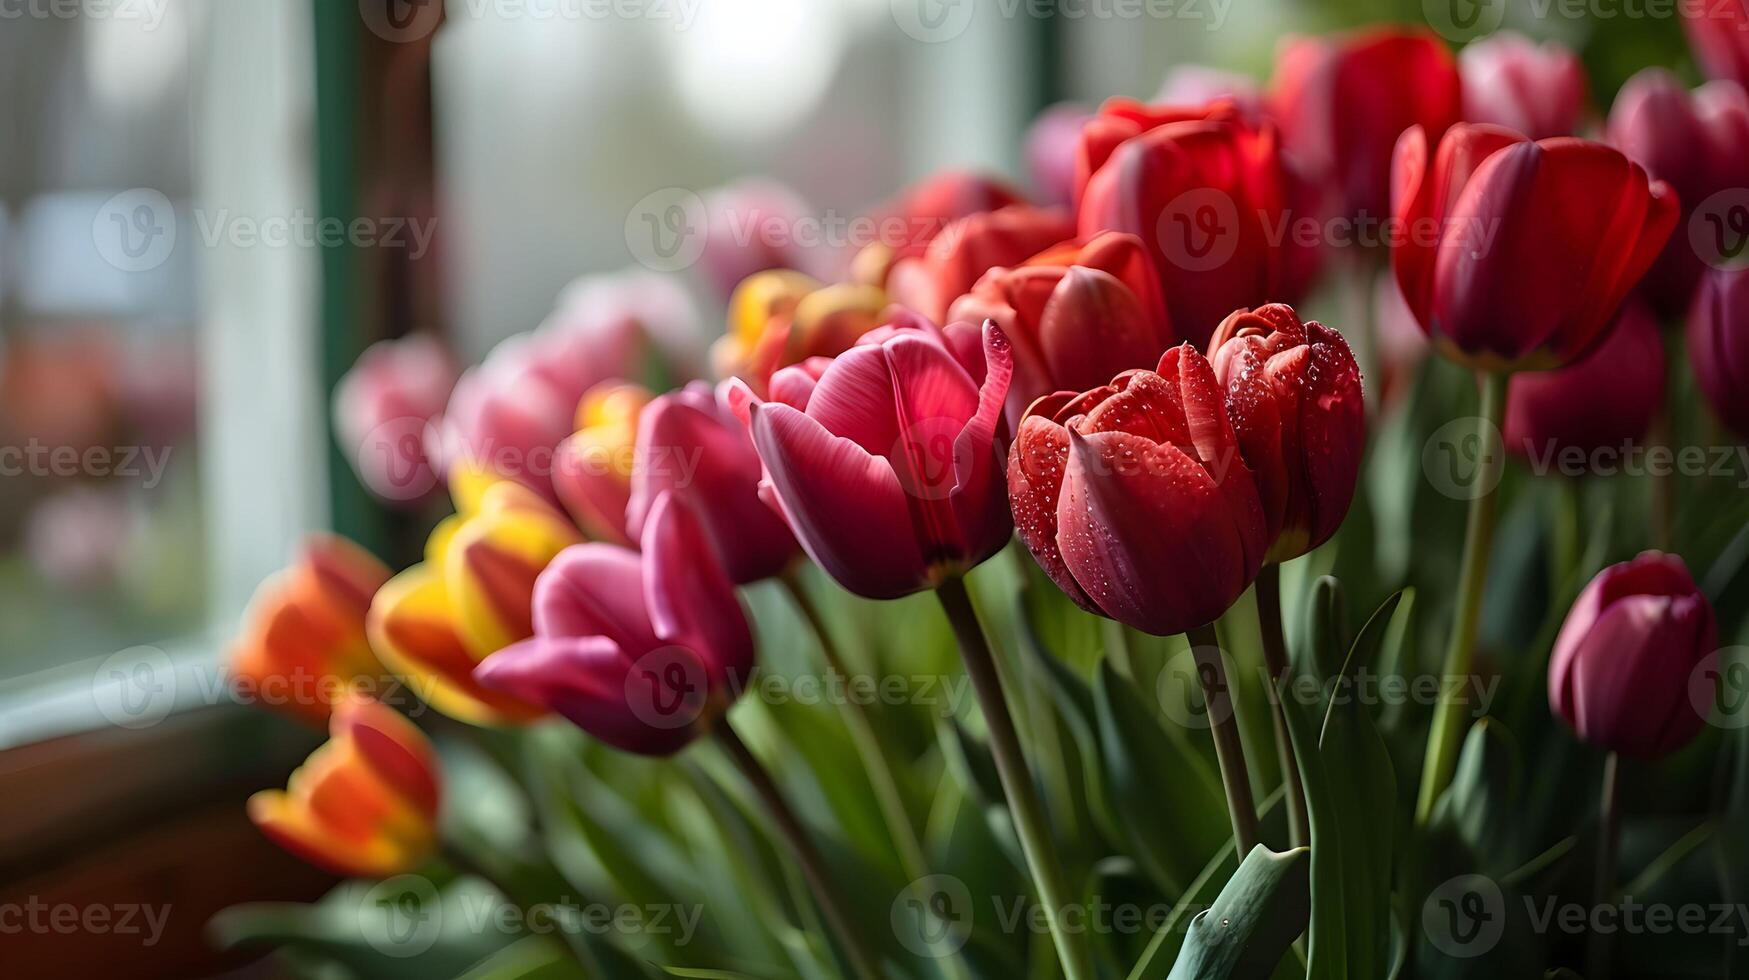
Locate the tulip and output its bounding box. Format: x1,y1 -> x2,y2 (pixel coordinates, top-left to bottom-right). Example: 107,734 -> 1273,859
230,535 -> 392,726
1390,123 -> 1679,372
334,334 -> 459,505
1608,70 -> 1749,316
1688,265 -> 1749,437
1009,344 -> 1267,636
368,479 -> 575,726
1271,27 -> 1462,223
699,179 -> 820,301
248,696 -> 441,877
476,493 -> 754,755
1207,304 -> 1365,562
627,381 -> 799,584
551,382 -> 652,543
1155,64 -> 1267,120
1505,301 -> 1666,459
850,171 -> 1028,287
1460,31 -> 1588,140
1025,104 -> 1093,207
1683,0 -> 1749,90
712,270 -> 889,395
1076,100 -> 1315,345
886,204 -> 1075,325
724,318 -> 1013,600
948,231 -> 1175,423
1549,551 -> 1718,758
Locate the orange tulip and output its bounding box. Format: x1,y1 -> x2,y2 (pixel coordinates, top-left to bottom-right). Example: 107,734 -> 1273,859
713,270 -> 888,395
229,535 -> 392,726
550,382 -> 652,543
248,695 -> 441,878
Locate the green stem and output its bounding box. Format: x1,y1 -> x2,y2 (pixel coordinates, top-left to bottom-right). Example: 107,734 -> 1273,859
1186,622 -> 1260,855
778,570 -> 973,980
1255,565 -> 1310,849
1590,752 -> 1621,980
936,578 -> 1093,980
1415,371 -> 1507,824
714,722 -> 882,980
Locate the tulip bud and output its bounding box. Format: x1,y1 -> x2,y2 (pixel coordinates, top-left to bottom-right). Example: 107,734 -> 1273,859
333,334 -> 458,505
1460,32 -> 1588,140
230,535 -> 392,726
1505,301 -> 1665,458
713,271 -> 888,395
1009,344 -> 1267,635
1608,69 -> 1749,316
367,480 -> 573,726
1391,124 -> 1678,371
552,382 -> 652,543
1025,104 -> 1093,208
627,381 -> 800,584
248,696 -> 441,877
475,493 -> 754,756
886,204 -> 1075,325
1208,304 -> 1365,563
949,231 -> 1175,424
1683,0 -> 1749,90
1076,100 -> 1316,346
1549,552 -> 1718,758
1688,265 -> 1749,437
727,318 -> 1014,600
1271,27 -> 1462,224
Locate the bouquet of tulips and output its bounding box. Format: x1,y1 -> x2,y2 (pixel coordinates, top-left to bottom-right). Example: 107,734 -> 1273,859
210,17 -> 1749,980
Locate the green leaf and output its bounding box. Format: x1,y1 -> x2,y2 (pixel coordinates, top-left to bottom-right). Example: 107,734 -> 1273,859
1429,718 -> 1519,859
1165,845 -> 1310,980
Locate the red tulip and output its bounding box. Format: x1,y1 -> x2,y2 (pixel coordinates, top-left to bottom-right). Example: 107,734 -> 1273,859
1026,104 -> 1093,208
1460,31 -> 1588,140
334,334 -> 458,504
1391,124 -> 1678,371
725,318 -> 1013,600
948,231 -> 1175,425
1075,99 -> 1313,346
1009,344 -> 1267,635
1271,27 -> 1462,223
1207,304 -> 1365,563
627,381 -> 800,584
1549,551 -> 1717,758
852,171 -> 1028,287
1608,70 -> 1749,316
1155,65 -> 1267,121
887,204 -> 1075,325
1683,0 -> 1749,90
1688,265 -> 1749,437
1505,301 -> 1666,459
476,493 -> 754,756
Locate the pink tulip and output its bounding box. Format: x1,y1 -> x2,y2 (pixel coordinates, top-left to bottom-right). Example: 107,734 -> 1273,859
334,333 -> 459,503
475,493 -> 754,755
1025,103 -> 1093,208
1505,301 -> 1666,458
699,179 -> 822,300
1549,551 -> 1717,758
627,381 -> 800,584
1460,32 -> 1588,140
1688,265 -> 1749,438
725,318 -> 1014,600
1155,65 -> 1268,120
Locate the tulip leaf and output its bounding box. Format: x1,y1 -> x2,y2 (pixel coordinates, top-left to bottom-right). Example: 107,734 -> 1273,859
1018,585 -> 1120,856
1164,845 -> 1310,980
1429,717 -> 1520,861
454,935 -> 614,980
1095,658 -> 1228,896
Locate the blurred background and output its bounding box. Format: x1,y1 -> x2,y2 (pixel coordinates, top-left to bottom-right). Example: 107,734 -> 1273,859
0,0 -> 1699,975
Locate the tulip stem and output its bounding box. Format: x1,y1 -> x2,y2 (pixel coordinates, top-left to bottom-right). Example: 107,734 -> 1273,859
714,722 -> 882,980
1415,370 -> 1508,825
778,570 -> 975,980
1186,622 -> 1261,855
1254,564 -> 1310,848
1590,751 -> 1622,980
936,577 -> 1094,980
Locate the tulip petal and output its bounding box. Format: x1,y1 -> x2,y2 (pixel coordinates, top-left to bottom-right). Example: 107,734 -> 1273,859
641,492 -> 755,690
476,636 -> 708,756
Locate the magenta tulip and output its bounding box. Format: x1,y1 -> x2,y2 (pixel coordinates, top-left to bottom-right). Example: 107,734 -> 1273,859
1009,344 -> 1267,635
1505,301 -> 1666,459
333,333 -> 459,503
699,179 -> 823,300
1688,265 -> 1749,437
476,493 -> 753,755
1460,31 -> 1588,140
627,381 -> 800,584
1549,551 -> 1718,758
725,318 -> 1013,600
